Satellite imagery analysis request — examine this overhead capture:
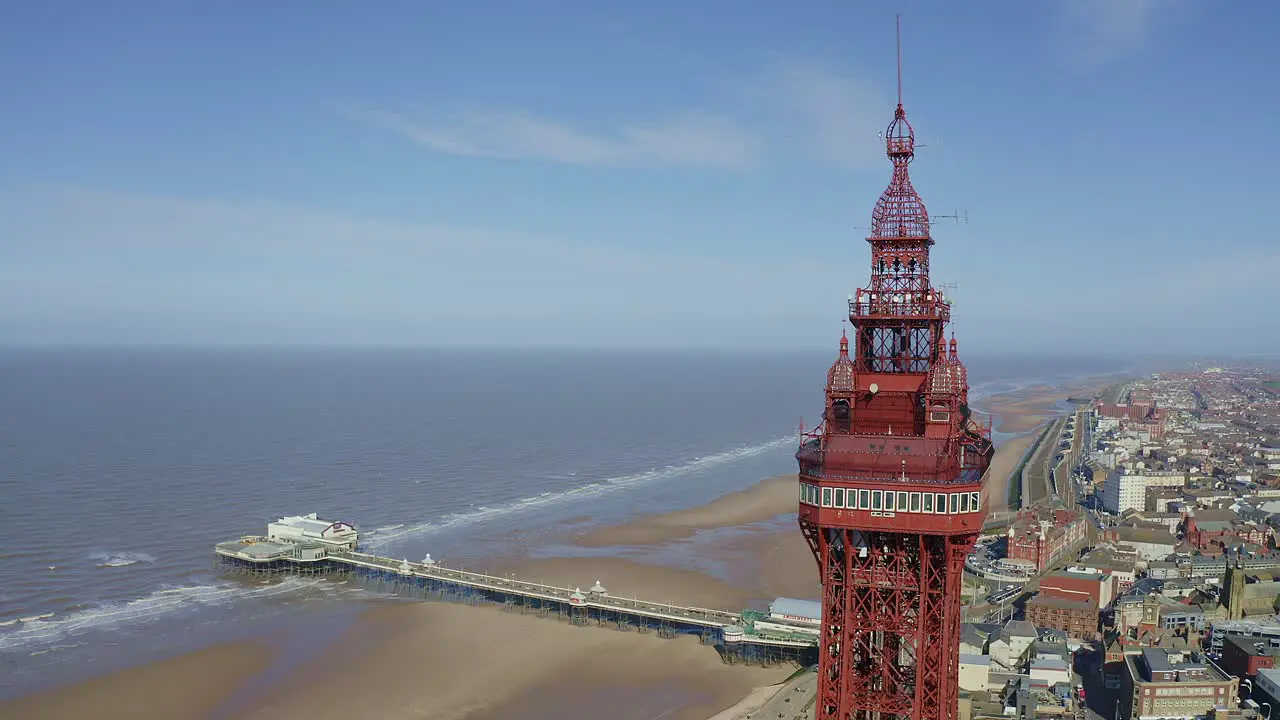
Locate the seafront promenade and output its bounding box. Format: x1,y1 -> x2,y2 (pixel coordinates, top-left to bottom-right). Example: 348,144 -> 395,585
214,534 -> 816,667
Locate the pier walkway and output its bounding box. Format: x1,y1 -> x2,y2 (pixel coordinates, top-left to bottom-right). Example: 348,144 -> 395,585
214,534 -> 815,667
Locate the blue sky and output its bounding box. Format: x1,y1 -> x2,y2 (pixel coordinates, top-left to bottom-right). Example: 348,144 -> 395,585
1,0 -> 1276,353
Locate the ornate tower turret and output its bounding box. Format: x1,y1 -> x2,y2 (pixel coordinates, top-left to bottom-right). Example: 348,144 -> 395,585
826,331 -> 857,434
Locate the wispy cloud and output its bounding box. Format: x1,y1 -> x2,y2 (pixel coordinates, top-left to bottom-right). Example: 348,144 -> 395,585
1051,0 -> 1185,73
345,107 -> 758,170
0,186 -> 847,346
343,57 -> 894,172
744,57 -> 891,170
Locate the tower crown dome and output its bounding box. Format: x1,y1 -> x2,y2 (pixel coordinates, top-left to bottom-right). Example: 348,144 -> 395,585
869,103 -> 931,242
827,331 -> 855,394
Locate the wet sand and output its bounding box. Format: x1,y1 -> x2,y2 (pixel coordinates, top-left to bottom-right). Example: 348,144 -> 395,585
980,375 -> 1116,434
0,641 -> 274,720
573,474 -> 796,548
237,602 -> 792,720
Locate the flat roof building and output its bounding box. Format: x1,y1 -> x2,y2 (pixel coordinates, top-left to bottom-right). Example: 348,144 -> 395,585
1122,647 -> 1238,720
1220,634 -> 1280,680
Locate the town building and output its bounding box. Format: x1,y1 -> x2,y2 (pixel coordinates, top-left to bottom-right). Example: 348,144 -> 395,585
958,654 -> 994,692
1029,656 -> 1071,687
988,619 -> 1039,671
1121,648 -> 1238,720
1104,471 -> 1185,514
1026,595 -> 1098,639
1078,549 -> 1138,591
1219,634 -> 1280,679
1254,667 -> 1280,709
1102,526 -> 1179,563
1182,509 -> 1272,552
1148,560 -> 1182,580
1209,619 -> 1280,655
1040,570 -> 1115,607
1005,505 -> 1087,573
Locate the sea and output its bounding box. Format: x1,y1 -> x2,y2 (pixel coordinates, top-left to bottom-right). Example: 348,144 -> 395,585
0,347 -> 1141,698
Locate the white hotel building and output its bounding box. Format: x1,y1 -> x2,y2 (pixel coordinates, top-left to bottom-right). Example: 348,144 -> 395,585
1102,471 -> 1185,514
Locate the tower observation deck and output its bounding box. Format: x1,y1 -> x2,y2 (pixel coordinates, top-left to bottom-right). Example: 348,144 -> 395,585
795,18 -> 995,720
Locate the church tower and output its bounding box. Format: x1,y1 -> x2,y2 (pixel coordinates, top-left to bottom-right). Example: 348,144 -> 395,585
1223,554 -> 1245,620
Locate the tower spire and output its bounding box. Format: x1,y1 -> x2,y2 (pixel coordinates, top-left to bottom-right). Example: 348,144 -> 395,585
871,16 -> 928,244
896,14 -> 903,107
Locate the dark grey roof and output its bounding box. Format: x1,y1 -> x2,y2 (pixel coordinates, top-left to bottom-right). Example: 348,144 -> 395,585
1002,619 -> 1039,640
961,624 -> 988,650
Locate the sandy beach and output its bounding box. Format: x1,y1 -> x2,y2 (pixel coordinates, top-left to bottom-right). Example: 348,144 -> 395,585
980,375 -> 1119,434
237,602 -> 794,720
573,474 -> 796,548
0,375 -> 1102,720
980,433 -> 1036,516
0,641 -> 274,720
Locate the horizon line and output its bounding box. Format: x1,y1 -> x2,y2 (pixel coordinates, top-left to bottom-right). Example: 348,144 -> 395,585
0,342 -> 1269,362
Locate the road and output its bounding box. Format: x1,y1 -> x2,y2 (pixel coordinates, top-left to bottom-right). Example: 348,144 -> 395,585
749,671 -> 818,720
1075,644 -> 1117,720
1024,416 -> 1068,506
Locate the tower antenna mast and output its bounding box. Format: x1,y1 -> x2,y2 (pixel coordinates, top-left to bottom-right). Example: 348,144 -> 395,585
896,14 -> 903,106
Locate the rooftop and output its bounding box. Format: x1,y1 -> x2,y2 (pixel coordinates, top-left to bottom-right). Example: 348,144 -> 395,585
769,597 -> 821,621
215,538 -> 296,560
1028,594 -> 1098,612
1045,570 -> 1107,583
1133,647 -> 1232,684
1224,634 -> 1280,659
1031,656 -> 1069,671
1000,619 -> 1038,641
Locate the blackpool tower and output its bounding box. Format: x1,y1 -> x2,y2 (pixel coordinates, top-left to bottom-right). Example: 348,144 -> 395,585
795,19 -> 995,720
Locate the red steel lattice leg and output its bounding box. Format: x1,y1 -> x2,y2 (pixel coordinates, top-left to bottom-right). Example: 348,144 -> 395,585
807,530 -> 978,720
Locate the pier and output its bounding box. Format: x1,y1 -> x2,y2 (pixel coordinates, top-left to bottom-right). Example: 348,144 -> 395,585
213,514 -> 817,668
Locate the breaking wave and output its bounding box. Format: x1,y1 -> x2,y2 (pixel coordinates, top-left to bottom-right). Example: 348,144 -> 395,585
362,435 -> 794,549
0,578 -> 325,655
90,551 -> 157,568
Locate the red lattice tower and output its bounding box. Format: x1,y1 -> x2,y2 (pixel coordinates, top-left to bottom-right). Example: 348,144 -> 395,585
795,17 -> 994,720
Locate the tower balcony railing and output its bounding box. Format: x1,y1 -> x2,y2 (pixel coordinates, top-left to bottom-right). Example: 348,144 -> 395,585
799,464 -> 985,486
849,298 -> 951,320
796,441 -> 983,485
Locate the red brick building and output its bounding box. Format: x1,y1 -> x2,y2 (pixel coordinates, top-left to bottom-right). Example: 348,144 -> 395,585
1096,401 -> 1166,439
1040,570 -> 1115,608
1027,594 -> 1099,639
1181,509 -> 1271,552
1220,635 -> 1280,679
1006,505 -> 1087,573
